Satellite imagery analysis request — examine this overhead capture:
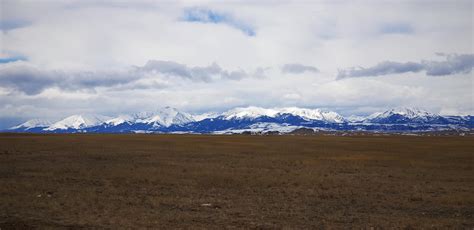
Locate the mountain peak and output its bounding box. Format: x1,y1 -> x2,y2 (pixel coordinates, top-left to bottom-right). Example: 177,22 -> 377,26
9,118 -> 53,130
142,107 -> 194,127
222,106 -> 279,120
192,112 -> 219,121
221,106 -> 345,123
278,107 -> 345,123
365,107 -> 440,124
45,114 -> 111,130
381,107 -> 434,118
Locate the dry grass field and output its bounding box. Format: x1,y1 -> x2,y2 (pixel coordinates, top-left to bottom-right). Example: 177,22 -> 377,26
0,133 -> 473,229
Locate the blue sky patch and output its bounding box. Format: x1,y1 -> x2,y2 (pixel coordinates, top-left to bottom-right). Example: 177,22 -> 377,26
183,8 -> 255,36
0,56 -> 27,64
0,20 -> 31,31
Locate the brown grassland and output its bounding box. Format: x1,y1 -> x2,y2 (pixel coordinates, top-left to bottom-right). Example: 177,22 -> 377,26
0,133 -> 473,229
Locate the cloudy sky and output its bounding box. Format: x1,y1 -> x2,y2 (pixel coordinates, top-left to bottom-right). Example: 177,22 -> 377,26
0,0 -> 473,128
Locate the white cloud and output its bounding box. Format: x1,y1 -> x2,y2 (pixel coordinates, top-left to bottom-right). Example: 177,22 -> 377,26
0,0 -> 472,127
281,64 -> 319,74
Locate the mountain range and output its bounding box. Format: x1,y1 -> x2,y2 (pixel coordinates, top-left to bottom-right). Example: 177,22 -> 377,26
6,106 -> 473,134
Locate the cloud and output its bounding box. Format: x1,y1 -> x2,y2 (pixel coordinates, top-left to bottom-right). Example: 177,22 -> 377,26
182,7 -> 255,36
283,93 -> 301,100
137,60 -> 258,81
0,64 -> 56,95
0,63 -> 138,95
0,61 -> 262,95
337,61 -> 424,79
0,1 -> 473,119
281,63 -> 319,74
139,60 -> 221,82
337,54 -> 474,79
378,22 -> 414,35
423,54 -> 474,76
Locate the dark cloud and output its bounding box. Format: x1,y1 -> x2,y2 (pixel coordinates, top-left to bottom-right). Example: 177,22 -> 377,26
0,65 -> 56,95
423,54 -> 474,76
337,61 -> 423,79
337,54 -> 474,79
0,63 -> 145,95
139,61 -> 221,82
281,63 -> 319,74
0,61 -> 259,95
137,60 -> 254,81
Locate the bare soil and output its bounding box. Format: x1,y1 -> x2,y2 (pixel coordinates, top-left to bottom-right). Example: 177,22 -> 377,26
0,133 -> 473,229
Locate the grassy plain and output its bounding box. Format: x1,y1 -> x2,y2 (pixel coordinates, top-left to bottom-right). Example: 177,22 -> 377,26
0,133 -> 473,228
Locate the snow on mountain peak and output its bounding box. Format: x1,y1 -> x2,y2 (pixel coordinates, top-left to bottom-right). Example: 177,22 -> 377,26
221,106 -> 345,123
102,107 -> 195,127
105,115 -> 134,126
8,106 -> 466,134
375,107 -> 434,119
192,112 -> 219,121
278,107 -> 345,123
9,119 -> 53,130
139,107 -> 194,127
46,114 -> 112,130
222,106 -> 280,120
346,115 -> 366,122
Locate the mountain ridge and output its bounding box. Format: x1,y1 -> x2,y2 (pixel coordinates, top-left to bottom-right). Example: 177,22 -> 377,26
6,107 -> 473,134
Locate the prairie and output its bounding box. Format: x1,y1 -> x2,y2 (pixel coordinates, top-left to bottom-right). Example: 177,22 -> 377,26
0,133 -> 473,228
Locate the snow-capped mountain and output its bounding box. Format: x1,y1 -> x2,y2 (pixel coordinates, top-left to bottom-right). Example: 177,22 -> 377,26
192,112 -> 220,121
5,106 -> 473,133
346,115 -> 366,122
105,114 -> 135,126
143,107 -> 194,127
9,119 -> 53,131
45,114 -> 112,131
278,107 -> 345,123
364,107 -> 446,124
103,107 -> 195,128
222,107 -> 279,120
221,106 -> 345,123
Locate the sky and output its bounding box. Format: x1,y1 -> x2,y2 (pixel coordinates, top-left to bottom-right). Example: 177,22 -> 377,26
0,0 -> 473,128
